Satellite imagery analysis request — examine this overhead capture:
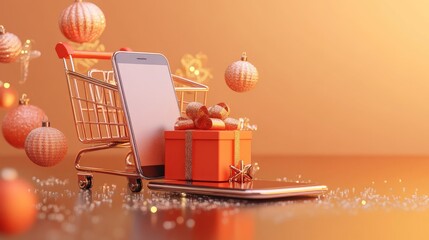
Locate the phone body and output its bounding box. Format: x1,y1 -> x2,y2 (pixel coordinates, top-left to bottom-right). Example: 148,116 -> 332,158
148,180 -> 328,199
112,51 -> 180,179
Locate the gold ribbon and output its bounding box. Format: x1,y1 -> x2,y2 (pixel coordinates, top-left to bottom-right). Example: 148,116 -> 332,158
175,102 -> 240,130
185,130 -> 193,181
185,102 -> 208,120
174,117 -> 195,130
234,130 -> 240,165
183,129 -> 240,181
208,102 -> 230,120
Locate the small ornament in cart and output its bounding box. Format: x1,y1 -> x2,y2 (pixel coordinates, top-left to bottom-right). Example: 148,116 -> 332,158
0,81 -> 17,108
175,53 -> 213,85
2,94 -> 47,148
225,52 -> 259,92
59,0 -> 106,43
25,121 -> 68,167
0,168 -> 37,235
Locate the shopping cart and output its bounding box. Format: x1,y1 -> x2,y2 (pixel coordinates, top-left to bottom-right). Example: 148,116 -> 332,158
55,42 -> 209,192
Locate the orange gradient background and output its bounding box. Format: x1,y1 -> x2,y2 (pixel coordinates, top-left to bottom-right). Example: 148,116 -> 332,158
2,0 -> 429,157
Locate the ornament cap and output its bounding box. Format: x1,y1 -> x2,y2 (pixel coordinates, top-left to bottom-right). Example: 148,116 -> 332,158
19,94 -> 30,105
42,121 -> 50,127
0,25 -> 5,34
240,52 -> 247,61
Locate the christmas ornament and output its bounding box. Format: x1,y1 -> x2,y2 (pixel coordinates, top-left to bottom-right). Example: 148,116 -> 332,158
175,52 -> 213,84
0,25 -> 40,83
59,0 -> 106,43
25,121 -> 68,167
0,168 -> 37,235
0,82 -> 17,108
229,160 -> 253,183
2,94 -> 47,148
225,52 -> 259,92
0,25 -> 22,63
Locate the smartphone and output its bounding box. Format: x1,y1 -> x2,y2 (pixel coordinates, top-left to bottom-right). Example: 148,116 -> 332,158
112,51 -> 180,179
147,180 -> 328,199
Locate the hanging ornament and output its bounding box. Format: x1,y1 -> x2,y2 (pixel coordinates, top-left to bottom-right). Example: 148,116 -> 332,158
0,25 -> 41,83
175,53 -> 213,84
224,52 -> 259,92
0,82 -> 18,108
0,25 -> 22,63
25,121 -> 68,167
59,0 -> 106,43
2,94 -> 47,149
0,168 -> 37,235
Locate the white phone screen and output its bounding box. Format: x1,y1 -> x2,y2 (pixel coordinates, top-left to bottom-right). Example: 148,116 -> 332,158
114,52 -> 180,178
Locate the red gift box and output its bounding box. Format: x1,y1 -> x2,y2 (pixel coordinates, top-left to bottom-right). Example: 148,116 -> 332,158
164,130 -> 252,182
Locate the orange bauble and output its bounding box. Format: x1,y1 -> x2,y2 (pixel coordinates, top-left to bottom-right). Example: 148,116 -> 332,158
224,52 -> 259,92
0,84 -> 17,108
2,94 -> 47,149
58,0 -> 106,43
0,168 -> 37,235
25,121 -> 68,167
0,25 -> 22,63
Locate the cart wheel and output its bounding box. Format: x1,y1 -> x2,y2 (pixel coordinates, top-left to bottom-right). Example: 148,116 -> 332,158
78,174 -> 93,190
128,178 -> 142,193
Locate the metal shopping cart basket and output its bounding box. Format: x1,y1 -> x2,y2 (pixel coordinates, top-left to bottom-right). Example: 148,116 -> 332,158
55,42 -> 208,192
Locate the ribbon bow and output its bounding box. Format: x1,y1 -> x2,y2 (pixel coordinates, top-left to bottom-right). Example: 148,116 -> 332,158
174,102 -> 257,131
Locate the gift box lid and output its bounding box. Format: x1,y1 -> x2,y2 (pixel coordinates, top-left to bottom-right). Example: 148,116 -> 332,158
165,130 -> 252,140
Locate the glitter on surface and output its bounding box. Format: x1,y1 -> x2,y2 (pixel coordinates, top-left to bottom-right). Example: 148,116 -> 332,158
148,206 -> 157,213
17,175 -> 429,239
4,155 -> 429,239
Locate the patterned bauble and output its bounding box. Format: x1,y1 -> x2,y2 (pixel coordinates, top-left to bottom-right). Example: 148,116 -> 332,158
0,168 -> 37,235
2,94 -> 47,149
0,25 -> 22,63
224,52 -> 259,92
25,121 -> 67,167
59,0 -> 106,43
0,83 -> 17,108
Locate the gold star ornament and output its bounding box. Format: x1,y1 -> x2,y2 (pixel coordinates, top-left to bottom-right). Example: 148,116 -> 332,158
229,160 -> 253,183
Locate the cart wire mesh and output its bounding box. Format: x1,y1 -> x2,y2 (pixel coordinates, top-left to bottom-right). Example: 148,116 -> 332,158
57,42 -> 209,145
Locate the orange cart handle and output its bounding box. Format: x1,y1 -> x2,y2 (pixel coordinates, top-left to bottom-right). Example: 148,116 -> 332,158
55,42 -> 131,59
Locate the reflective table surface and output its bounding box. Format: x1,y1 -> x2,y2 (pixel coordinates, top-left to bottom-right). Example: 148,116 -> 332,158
2,155 -> 429,240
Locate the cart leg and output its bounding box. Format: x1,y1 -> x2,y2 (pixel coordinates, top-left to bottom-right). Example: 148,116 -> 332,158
125,151 -> 134,167
127,177 -> 143,193
124,151 -> 142,192
78,172 -> 93,190
125,152 -> 142,192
